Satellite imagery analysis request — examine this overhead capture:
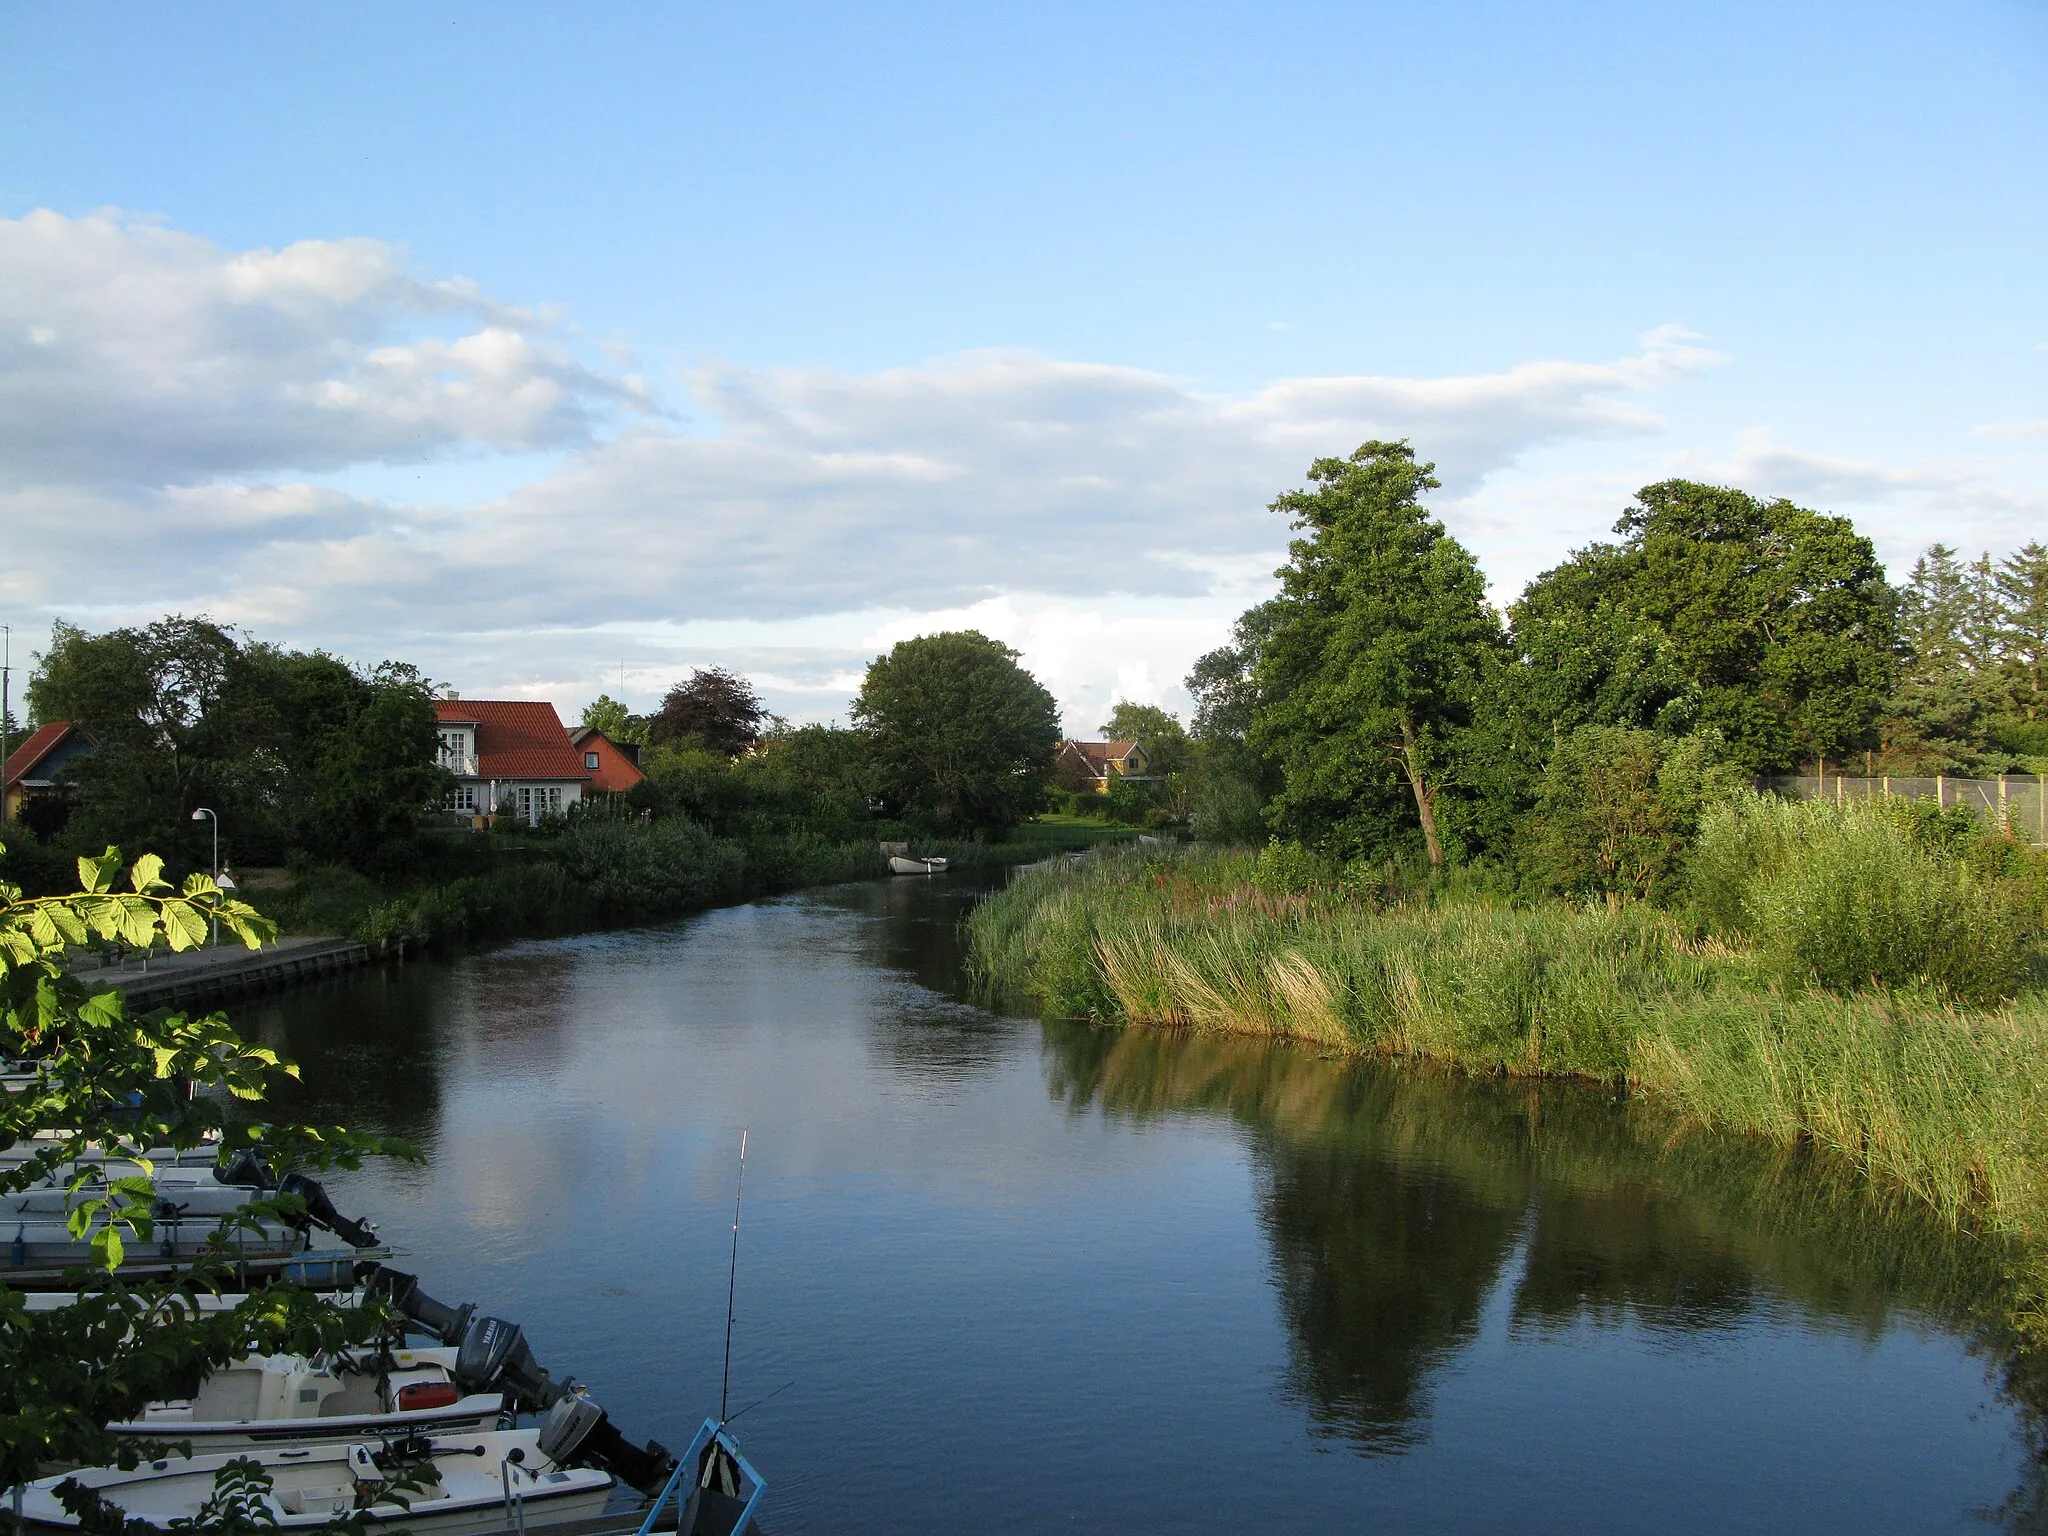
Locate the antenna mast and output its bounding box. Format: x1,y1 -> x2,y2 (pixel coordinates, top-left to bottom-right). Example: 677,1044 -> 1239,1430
721,1129 -> 748,1422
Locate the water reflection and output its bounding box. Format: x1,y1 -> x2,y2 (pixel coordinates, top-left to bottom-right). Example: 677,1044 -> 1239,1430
1039,1021 -> 2041,1464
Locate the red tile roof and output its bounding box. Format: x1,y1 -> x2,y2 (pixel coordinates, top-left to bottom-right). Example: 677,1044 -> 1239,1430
434,700 -> 590,781
3,721 -> 80,788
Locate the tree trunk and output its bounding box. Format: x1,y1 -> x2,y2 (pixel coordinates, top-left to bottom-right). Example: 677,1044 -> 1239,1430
1396,714 -> 1444,870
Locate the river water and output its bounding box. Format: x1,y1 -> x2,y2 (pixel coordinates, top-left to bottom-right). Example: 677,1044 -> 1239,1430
245,875 -> 2045,1533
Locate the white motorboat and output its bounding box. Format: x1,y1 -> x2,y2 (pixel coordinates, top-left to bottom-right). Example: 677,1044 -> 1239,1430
888,854 -> 949,874
2,1212 -> 310,1271
10,1427 -> 613,1535
104,1345 -> 505,1450
3,1169 -> 377,1274
0,1129 -> 224,1170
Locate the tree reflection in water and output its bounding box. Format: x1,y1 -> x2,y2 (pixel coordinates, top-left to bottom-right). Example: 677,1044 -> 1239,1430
1039,1019 -> 2048,1492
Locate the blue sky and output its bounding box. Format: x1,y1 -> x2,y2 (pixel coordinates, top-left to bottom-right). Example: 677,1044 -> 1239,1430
3,2 -> 2044,725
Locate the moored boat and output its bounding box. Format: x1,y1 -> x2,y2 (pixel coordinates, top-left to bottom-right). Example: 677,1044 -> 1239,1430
104,1344 -> 505,1450
887,854 -> 949,874
10,1428 -> 613,1536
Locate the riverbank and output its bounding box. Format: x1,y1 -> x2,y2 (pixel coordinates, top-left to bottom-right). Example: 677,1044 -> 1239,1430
966,842 -> 2048,1249
255,816 -> 1137,954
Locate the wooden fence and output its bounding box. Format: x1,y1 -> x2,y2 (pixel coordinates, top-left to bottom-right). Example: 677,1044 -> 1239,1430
1757,773 -> 2048,847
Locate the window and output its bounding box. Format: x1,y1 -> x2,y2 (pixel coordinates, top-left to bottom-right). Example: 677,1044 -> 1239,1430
585,751 -> 600,770
443,785 -> 477,812
513,786 -> 564,824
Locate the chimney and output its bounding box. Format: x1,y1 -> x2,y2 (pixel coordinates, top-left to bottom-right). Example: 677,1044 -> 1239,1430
440,688 -> 460,701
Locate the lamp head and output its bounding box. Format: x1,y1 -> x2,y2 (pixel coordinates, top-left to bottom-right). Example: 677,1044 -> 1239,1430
191,809 -> 205,821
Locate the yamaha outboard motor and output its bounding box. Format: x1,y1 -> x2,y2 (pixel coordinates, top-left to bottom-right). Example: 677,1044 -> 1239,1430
275,1171 -> 379,1249
455,1315 -> 558,1404
373,1268 -> 475,1347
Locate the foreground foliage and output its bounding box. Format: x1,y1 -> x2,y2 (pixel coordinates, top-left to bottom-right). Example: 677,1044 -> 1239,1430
0,844 -> 406,1493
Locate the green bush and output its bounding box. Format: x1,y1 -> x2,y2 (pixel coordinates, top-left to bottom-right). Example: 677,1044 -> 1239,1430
1519,727 -> 1743,906
1253,840 -> 1333,895
1693,794 -> 2037,1002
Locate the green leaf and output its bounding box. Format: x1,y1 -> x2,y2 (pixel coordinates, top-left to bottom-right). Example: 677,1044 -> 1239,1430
78,848 -> 122,895
94,1223 -> 124,1271
163,903 -> 208,954
128,853 -> 166,894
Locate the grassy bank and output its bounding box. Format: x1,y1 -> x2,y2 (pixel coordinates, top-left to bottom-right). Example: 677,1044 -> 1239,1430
967,829 -> 2048,1243
255,816 -> 1137,953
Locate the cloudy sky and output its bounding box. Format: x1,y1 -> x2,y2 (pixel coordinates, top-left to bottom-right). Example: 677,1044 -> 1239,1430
3,3 -> 2045,730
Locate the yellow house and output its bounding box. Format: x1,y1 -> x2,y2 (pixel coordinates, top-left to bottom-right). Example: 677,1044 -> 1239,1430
1056,739 -> 1151,794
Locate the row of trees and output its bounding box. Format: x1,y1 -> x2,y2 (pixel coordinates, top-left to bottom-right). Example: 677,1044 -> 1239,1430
601,633 -> 1063,839
1179,441 -> 2048,877
20,618 -> 445,874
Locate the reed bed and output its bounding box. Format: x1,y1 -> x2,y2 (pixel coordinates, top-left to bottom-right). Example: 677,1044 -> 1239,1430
967,844 -> 2048,1240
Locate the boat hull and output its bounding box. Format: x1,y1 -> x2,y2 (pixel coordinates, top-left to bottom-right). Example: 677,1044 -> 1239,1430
13,1429 -> 613,1536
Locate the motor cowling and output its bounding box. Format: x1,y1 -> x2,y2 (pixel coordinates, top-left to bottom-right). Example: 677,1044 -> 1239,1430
534,1397 -> 674,1497
537,1396 -> 604,1463
276,1172 -> 379,1249
373,1268 -> 474,1346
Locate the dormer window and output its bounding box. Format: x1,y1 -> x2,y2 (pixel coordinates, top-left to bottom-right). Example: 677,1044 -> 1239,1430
585,751 -> 599,770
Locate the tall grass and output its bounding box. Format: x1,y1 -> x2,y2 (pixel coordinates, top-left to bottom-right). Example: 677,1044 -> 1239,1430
966,842 -> 2048,1238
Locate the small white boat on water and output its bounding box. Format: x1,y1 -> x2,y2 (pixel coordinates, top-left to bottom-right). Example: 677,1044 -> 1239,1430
887,854 -> 949,875
11,1427 -> 614,1536
104,1345 -> 505,1451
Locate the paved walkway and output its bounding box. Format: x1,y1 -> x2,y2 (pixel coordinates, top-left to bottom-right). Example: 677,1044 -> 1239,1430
65,935 -> 371,1008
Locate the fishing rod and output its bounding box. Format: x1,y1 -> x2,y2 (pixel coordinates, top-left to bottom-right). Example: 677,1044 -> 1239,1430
721,1379 -> 794,1429
720,1128 -> 747,1423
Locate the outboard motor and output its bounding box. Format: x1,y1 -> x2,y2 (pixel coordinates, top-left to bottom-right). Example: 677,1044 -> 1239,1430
214,1149 -> 274,1190
275,1172 -> 379,1249
537,1396 -> 605,1462
534,1396 -> 675,1496
373,1268 -> 474,1346
455,1315 -> 557,1403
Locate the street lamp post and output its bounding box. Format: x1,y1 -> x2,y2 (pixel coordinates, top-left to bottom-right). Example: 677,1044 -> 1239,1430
191,807 -> 219,946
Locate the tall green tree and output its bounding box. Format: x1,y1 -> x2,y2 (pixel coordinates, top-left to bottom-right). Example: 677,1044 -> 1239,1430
1882,544 -> 1991,771
30,619 -> 442,872
580,693 -> 650,746
1249,442 -> 1504,868
249,652 -> 446,871
1184,601 -> 1285,843
853,631 -> 1058,835
29,617 -> 253,859
1509,481 -> 1898,774
1996,541 -> 2048,720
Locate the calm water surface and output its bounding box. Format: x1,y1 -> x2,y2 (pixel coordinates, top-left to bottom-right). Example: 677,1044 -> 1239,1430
245,876 -> 2045,1533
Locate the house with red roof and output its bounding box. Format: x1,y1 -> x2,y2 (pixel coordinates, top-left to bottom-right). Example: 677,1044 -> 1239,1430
433,696 -> 592,825
3,720 -> 96,825
567,725 -> 646,794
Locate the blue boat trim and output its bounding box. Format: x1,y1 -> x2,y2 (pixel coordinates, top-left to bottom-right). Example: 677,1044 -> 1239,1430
636,1420 -> 765,1536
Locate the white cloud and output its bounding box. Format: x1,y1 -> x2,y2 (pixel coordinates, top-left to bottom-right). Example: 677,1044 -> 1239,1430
1976,420 -> 2048,438
0,208 -> 644,487
0,210 -> 1760,722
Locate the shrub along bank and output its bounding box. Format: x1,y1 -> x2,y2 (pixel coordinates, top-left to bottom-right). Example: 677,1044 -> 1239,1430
966,796 -> 2048,1242
256,816 -> 1136,952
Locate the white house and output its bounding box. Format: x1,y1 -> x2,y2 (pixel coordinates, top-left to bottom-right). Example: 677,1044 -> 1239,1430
433,696 -> 592,825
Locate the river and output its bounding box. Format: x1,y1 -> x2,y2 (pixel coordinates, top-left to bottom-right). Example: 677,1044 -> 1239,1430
244,874 -> 2046,1533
